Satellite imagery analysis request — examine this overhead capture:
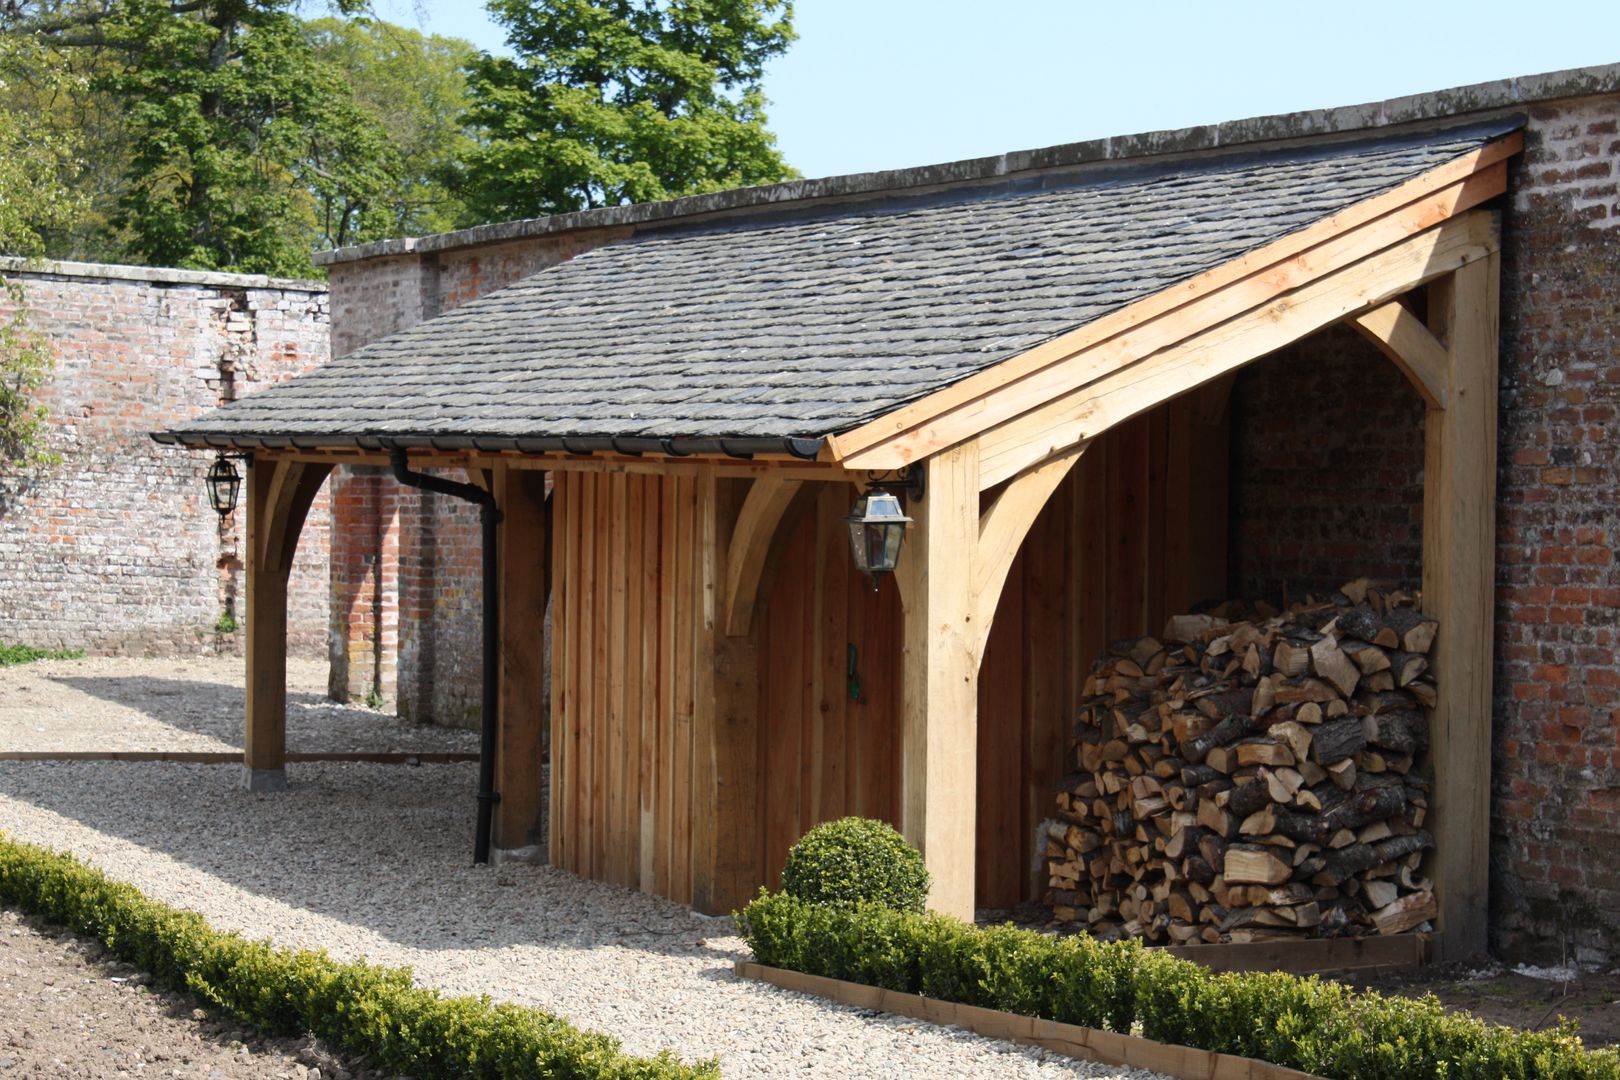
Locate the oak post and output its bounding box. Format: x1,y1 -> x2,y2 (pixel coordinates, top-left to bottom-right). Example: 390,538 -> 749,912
898,440 -> 981,920
493,465 -> 551,860
1422,232 -> 1499,962
243,458 -> 330,792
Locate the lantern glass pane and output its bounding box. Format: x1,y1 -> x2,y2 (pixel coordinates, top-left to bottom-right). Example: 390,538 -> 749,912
847,518 -> 872,573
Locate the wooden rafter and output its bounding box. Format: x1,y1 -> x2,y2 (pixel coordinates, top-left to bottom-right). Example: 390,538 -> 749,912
973,211 -> 1498,489
1350,300 -> 1451,408
830,134 -> 1520,473
722,476 -> 805,636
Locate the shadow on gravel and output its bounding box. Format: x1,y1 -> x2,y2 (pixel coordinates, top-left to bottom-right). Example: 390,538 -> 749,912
47,675 -> 329,747
0,758 -> 734,964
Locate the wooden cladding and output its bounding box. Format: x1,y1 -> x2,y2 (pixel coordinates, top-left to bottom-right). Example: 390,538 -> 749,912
550,469 -> 709,903
547,388 -> 1232,912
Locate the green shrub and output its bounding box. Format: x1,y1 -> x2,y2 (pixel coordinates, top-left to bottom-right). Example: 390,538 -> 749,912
0,831 -> 717,1080
0,641 -> 85,666
737,889 -> 1620,1080
779,817 -> 929,913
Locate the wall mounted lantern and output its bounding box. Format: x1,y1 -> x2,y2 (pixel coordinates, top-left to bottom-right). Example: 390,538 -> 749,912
205,454 -> 243,519
844,466 -> 924,591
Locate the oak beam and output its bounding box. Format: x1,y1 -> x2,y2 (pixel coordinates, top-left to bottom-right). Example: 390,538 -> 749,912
832,146 -> 1516,471
974,212 -> 1498,489
972,444 -> 1086,661
897,440 -> 981,920
493,465 -> 551,861
244,458 -> 330,791
1350,300 -> 1450,408
722,476 -> 804,636
1422,246 -> 1500,962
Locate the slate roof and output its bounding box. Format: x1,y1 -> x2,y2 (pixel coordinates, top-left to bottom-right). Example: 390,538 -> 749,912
160,124 -> 1514,455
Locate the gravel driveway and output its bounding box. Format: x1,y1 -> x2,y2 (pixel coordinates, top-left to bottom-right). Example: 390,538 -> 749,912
0,658 -> 1166,1080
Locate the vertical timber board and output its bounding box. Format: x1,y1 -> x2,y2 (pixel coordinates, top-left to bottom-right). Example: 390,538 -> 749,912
591,475 -> 612,881
1109,416 -> 1150,638
656,473 -> 678,897
605,475 -> 628,885
976,558 -> 1024,907
763,518 -> 809,889
672,474 -> 696,904
494,465 -> 549,855
700,475 -> 764,913
554,472 -> 577,873
244,458 -> 290,780
639,476 -> 662,889
1423,246 -> 1499,962
814,484 -> 849,824
577,474 -> 598,879
623,475 -> 645,888
1074,440 -> 1110,704
1146,407 -> 1169,630
1023,483 -> 1068,902
900,440 -> 982,920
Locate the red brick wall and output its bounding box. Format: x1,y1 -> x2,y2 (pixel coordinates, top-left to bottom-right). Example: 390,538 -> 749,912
1490,92 -> 1620,964
326,230 -> 621,723
0,263 -> 330,656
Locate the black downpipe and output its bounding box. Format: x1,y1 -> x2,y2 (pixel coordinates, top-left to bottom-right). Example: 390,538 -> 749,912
389,448 -> 502,864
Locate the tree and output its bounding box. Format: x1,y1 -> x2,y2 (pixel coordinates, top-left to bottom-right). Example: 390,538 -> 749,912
459,0 -> 797,222
304,17 -> 477,247
0,34 -> 82,474
3,0 -> 393,277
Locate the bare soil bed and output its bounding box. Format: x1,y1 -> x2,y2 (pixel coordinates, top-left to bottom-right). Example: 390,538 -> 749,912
0,906 -> 374,1079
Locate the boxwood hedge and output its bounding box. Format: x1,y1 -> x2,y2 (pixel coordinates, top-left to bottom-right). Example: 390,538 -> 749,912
0,831 -> 716,1080
738,890 -> 1620,1080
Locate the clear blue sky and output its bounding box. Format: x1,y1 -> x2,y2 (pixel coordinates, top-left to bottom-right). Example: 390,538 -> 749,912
387,0 -> 1620,180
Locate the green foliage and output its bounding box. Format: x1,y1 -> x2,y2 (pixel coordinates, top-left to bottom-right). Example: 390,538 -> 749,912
459,0 -> 797,222
0,832 -> 718,1079
780,817 -> 929,914
364,686 -> 385,709
737,891 -> 1620,1080
89,0 -> 389,275
0,641 -> 86,665
304,16 -> 477,246
214,610 -> 239,634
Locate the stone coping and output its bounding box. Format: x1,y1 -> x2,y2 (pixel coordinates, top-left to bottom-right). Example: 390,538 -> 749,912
314,61 -> 1619,267
0,256 -> 327,293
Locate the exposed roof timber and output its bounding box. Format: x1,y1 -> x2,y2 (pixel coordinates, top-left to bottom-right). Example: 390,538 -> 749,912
151,430 -> 827,461
974,210 -> 1499,491
1349,301 -> 1451,408
830,132 -> 1521,472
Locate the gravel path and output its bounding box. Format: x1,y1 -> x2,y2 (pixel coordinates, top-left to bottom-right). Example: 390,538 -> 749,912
0,657 -> 478,754
0,906 -> 375,1079
0,659 -> 1166,1080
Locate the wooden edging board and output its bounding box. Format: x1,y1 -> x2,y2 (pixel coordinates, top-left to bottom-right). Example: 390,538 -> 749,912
0,751 -> 481,764
734,961 -> 1326,1080
1160,931 -> 1433,975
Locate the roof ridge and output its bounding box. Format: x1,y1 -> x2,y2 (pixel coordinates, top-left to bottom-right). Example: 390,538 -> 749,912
312,62 -> 1616,268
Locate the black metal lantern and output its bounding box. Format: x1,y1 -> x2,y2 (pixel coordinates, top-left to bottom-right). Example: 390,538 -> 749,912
205,455 -> 242,518
844,468 -> 923,590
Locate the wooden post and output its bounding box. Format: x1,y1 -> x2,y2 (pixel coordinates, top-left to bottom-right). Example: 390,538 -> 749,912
243,457 -> 331,792
1422,240 -> 1500,962
898,440 -> 981,920
493,465 -> 550,860
693,472 -> 764,913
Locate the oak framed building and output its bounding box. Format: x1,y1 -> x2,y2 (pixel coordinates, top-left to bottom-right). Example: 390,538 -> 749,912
154,66 -> 1620,967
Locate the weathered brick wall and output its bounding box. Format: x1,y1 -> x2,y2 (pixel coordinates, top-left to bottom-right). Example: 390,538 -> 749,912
326,232 -> 615,723
1229,323 -> 1427,602
1491,92 -> 1620,964
1229,93 -> 1620,962
0,262 -> 331,656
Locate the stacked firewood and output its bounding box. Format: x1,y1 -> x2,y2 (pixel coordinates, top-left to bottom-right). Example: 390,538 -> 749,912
1045,581 -> 1440,945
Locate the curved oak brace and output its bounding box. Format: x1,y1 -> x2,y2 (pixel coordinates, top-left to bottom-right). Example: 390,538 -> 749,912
722,475 -> 804,636
1349,300 -> 1450,409
971,443 -> 1087,662
259,459 -> 334,575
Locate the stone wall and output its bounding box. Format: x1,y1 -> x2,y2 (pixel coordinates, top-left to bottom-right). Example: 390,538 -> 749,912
0,261 -> 331,656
